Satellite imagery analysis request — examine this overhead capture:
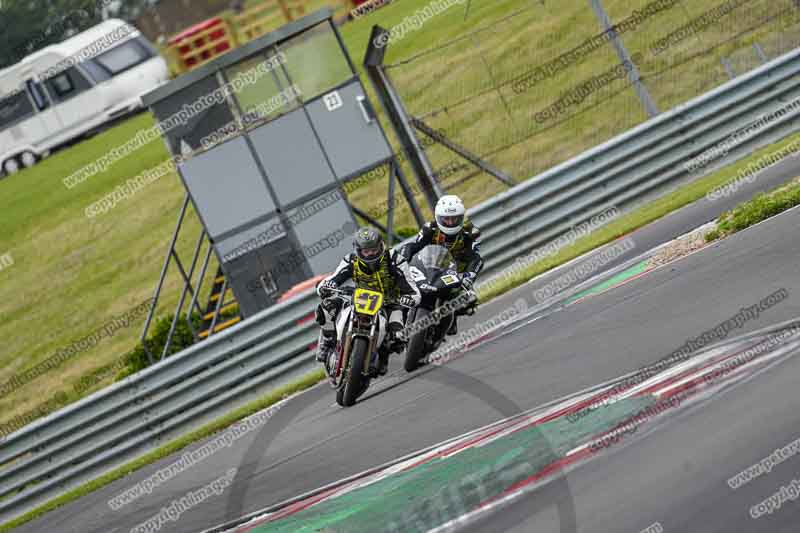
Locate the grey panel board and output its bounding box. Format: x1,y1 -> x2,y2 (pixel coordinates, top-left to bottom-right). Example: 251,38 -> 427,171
149,75 -> 236,157
219,227 -> 316,317
247,108 -> 338,206
223,252 -> 275,317
254,236 -> 314,293
180,137 -> 275,239
307,80 -> 393,179
288,197 -> 357,275
216,216 -> 286,262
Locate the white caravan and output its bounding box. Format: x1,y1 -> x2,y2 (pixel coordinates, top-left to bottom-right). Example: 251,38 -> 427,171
0,19 -> 169,176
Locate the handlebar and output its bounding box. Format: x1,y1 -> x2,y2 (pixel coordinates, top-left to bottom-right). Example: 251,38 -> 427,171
321,287 -> 353,296
321,287 -> 415,308
320,287 -> 353,303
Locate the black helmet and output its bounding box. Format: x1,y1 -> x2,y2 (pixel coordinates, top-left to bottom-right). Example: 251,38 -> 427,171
354,226 -> 385,272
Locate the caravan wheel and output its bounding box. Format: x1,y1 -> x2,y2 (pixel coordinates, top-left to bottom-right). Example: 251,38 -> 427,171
20,151 -> 37,168
2,157 -> 20,176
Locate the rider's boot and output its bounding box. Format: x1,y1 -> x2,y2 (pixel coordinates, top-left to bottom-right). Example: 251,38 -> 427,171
377,347 -> 390,376
450,291 -> 477,336
465,290 -> 478,314
447,314 -> 458,335
316,329 -> 337,363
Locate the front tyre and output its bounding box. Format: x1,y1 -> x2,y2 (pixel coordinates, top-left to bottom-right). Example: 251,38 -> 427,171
340,337 -> 370,407
404,308 -> 430,372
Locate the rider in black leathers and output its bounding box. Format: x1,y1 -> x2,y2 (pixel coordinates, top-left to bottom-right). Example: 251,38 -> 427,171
315,227 -> 421,375
401,195 -> 483,334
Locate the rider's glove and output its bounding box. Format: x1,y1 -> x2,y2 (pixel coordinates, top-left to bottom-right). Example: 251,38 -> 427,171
319,279 -> 338,297
399,294 -> 416,308
460,272 -> 476,290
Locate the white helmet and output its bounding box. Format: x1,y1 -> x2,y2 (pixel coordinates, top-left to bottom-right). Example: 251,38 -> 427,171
435,195 -> 465,236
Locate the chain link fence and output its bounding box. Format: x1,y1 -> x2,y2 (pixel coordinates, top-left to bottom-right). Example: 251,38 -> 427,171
374,0 -> 800,224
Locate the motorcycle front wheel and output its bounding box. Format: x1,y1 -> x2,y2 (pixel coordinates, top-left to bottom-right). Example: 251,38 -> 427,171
404,308 -> 430,372
338,336 -> 370,407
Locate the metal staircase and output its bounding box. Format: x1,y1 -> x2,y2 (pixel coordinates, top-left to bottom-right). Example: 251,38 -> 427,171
139,194 -> 243,364
199,267 -> 241,339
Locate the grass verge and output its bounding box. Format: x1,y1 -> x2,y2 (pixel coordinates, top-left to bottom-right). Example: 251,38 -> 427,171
705,179 -> 800,241
477,131 -> 800,302
0,369 -> 325,533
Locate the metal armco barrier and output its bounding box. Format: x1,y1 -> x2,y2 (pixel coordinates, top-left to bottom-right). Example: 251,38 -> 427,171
3,45 -> 800,526
0,291 -> 319,523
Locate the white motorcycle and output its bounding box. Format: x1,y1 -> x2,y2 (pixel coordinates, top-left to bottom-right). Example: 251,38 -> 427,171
321,287 -> 410,407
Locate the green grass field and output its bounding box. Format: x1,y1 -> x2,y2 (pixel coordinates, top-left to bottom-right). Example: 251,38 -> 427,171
0,0 -> 798,436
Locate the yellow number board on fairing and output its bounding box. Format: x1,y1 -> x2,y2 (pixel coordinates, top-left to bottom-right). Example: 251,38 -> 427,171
441,274 -> 460,285
354,288 -> 383,316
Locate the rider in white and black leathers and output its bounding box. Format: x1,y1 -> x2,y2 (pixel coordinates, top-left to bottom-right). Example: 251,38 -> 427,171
315,227 -> 421,375
401,195 -> 483,335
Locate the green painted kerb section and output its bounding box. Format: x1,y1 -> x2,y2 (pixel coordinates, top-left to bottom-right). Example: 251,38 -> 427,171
565,260 -> 650,305
251,396 -> 654,533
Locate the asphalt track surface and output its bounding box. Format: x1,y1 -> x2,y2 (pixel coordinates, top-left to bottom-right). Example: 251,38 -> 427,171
463,346 -> 800,533
13,157 -> 800,533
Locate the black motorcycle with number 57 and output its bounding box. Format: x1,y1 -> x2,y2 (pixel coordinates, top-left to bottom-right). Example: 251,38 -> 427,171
403,245 -> 473,372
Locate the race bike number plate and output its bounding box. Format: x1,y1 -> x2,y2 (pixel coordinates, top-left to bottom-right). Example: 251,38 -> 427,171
441,274 -> 460,285
353,288 -> 383,316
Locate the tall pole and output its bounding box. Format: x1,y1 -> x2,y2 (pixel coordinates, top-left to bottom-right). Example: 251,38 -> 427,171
363,25 -> 443,213
590,0 -> 659,118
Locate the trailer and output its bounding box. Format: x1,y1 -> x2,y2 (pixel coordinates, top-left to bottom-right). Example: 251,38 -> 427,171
0,18 -> 169,176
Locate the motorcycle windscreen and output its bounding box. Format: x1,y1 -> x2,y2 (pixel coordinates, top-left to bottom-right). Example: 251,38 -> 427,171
416,245 -> 456,270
